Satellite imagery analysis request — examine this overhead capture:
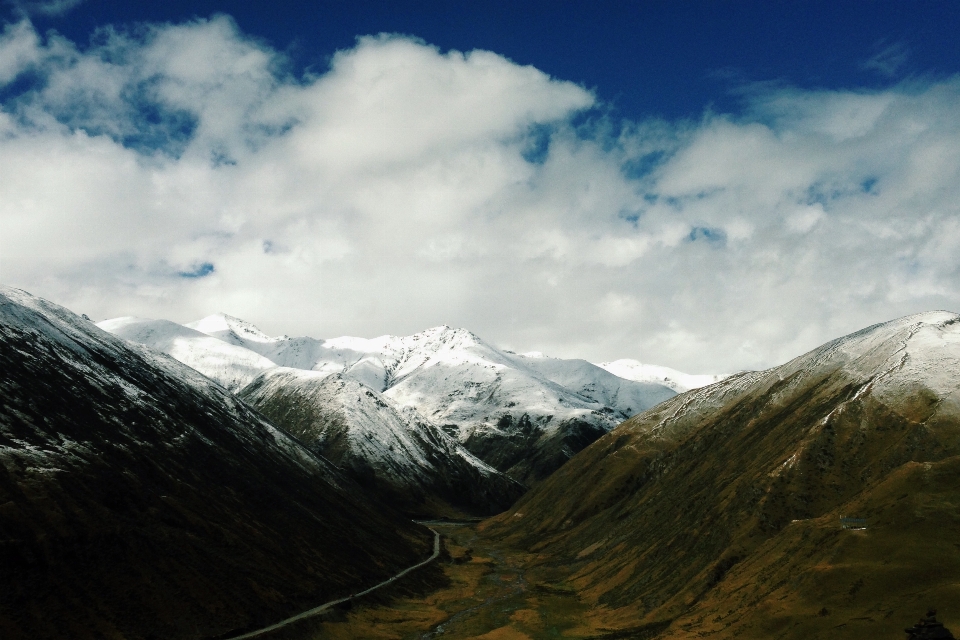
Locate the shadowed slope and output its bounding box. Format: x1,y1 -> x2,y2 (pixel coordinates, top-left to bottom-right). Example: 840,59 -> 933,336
0,288 -> 432,640
483,311 -> 960,638
239,368 -> 525,518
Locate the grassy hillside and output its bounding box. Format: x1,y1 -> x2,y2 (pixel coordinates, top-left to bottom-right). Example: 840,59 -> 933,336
480,313 -> 960,638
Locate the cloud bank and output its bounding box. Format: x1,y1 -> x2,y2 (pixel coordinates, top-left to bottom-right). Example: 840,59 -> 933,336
1,16 -> 959,373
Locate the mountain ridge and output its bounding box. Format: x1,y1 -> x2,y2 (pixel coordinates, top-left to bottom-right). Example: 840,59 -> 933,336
239,367 -> 525,517
101,314 -> 684,486
481,309 -> 960,639
0,287 -> 432,639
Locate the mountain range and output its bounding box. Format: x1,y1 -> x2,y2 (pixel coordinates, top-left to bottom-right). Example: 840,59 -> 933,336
99,314 -> 697,503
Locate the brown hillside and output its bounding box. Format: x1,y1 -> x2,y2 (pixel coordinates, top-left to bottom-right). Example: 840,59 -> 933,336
482,311 -> 960,638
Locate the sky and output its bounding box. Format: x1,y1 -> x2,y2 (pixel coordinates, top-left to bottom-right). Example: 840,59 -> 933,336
2,1 -> 960,373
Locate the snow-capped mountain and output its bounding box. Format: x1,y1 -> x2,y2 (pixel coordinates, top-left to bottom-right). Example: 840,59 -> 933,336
240,369 -> 524,516
512,352 -> 678,413
99,316 -> 275,391
101,313 -> 683,484
0,288 -> 432,639
595,358 -> 728,393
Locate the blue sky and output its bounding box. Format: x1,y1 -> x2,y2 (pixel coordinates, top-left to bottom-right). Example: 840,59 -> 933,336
12,0 -> 960,120
2,1 -> 960,372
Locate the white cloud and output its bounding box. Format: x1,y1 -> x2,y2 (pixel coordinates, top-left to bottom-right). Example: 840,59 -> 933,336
1,17 -> 960,374
0,20 -> 39,83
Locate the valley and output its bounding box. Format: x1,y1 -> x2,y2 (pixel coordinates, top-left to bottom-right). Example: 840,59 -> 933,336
312,522 -> 595,640
3,287 -> 958,639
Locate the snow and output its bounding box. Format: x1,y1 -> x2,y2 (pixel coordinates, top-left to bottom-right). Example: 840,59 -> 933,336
101,315 -> 700,460
634,310 -> 960,444
98,317 -> 276,392
186,313 -> 281,345
241,367 -> 510,492
157,318 -> 686,437
596,359 -> 728,393
252,368 -> 435,471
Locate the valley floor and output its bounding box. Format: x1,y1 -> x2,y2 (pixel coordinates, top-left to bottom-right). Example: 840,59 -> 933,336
310,523 -> 608,639
264,512 -> 960,640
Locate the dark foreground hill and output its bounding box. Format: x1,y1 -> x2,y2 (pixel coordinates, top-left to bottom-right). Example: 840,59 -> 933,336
483,311 -> 960,639
0,287 -> 432,640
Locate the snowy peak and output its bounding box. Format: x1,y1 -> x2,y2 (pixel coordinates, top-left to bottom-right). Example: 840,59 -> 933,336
484,311 -> 960,640
787,309 -> 960,396
100,311 -> 686,485
508,354 -> 677,416
244,368 -> 436,473
239,367 -> 523,516
97,316 -> 276,392
187,313 -> 281,346
0,287 -> 434,638
403,325 -> 484,349
386,325 -> 507,384
597,359 -> 728,393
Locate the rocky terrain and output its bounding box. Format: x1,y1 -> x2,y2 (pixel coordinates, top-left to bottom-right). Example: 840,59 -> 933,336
482,311 -> 960,639
8,288 -> 959,640
0,288 -> 433,640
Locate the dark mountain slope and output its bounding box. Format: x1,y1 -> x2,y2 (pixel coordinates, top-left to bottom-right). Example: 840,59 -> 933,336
0,287 -> 432,640
239,368 -> 525,518
482,311 -> 960,639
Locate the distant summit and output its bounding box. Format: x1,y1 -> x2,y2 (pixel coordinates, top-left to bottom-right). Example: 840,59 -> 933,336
595,358 -> 729,393
187,313 -> 282,345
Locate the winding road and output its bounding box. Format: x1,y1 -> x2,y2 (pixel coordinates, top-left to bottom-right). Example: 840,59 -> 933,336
227,527 -> 441,639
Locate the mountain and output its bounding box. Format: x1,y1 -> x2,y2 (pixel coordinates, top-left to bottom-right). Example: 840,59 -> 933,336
99,318 -> 528,513
0,288 -> 433,640
483,311 -> 960,639
179,316 -> 678,484
101,315 -> 680,485
239,368 -> 525,517
595,358 -> 728,393
99,316 -> 275,391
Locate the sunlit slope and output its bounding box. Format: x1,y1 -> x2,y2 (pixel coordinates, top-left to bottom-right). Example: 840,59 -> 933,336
99,316 -> 276,391
0,288 -> 432,640
483,311 -> 960,638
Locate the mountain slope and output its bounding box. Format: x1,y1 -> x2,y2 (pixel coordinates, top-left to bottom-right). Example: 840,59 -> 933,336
98,316 -> 276,391
483,311 -> 960,639
239,368 -> 525,517
101,317 -> 528,514
510,353 -> 677,417
0,288 -> 432,640
180,316 -> 678,483
104,314 -> 681,485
